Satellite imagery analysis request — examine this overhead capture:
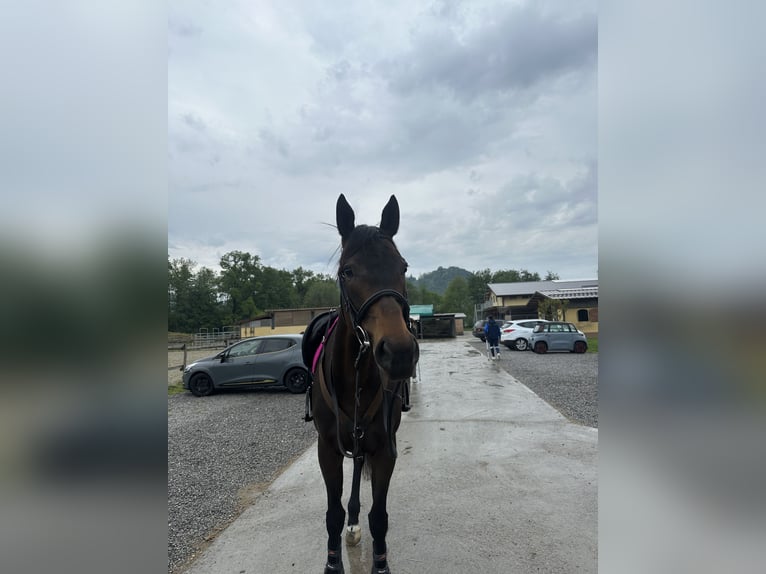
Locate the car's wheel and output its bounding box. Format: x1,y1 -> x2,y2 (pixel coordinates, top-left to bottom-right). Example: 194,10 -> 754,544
284,368 -> 309,393
189,373 -> 214,397
514,338 -> 528,351
573,341 -> 587,354
533,341 -> 548,354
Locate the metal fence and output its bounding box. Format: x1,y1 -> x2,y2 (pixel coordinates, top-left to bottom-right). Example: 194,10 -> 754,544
191,326 -> 240,349
167,326 -> 241,374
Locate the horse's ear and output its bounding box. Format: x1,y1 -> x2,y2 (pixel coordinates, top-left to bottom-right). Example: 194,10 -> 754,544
336,194 -> 355,241
380,195 -> 399,237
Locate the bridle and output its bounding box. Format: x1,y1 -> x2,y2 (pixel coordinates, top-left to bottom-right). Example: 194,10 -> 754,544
322,273 -> 411,459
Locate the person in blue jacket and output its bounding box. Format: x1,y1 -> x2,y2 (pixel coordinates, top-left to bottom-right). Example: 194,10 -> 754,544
484,316 -> 501,360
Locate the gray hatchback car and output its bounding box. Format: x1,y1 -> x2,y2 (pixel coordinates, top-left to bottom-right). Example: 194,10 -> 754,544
529,322 -> 588,354
182,334 -> 309,396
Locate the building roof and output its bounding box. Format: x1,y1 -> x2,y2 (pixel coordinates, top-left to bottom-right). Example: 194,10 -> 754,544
535,286 -> 599,300
409,304 -> 434,317
488,279 -> 598,297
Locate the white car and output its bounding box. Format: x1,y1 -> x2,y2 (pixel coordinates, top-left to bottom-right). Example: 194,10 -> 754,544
500,319 -> 550,351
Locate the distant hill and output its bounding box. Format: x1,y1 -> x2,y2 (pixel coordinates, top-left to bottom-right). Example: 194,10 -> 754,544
410,266 -> 472,295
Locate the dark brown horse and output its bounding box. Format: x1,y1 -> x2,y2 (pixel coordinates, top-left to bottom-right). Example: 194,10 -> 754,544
304,194 -> 419,574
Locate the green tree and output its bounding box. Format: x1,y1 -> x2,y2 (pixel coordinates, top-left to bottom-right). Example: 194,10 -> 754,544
441,276 -> 473,320
467,269 -> 493,309
168,258 -> 224,332
544,270 -> 560,280
217,251 -> 262,323
291,267 -> 316,304
407,279 -> 442,309
168,258 -> 195,332
256,266 -> 299,310
188,266 -> 226,329
537,298 -> 569,321
303,278 -> 340,307
491,269 -> 540,283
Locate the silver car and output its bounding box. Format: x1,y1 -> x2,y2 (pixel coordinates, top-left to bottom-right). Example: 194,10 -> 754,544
529,322 -> 588,354
182,334 -> 309,396
500,319 -> 550,351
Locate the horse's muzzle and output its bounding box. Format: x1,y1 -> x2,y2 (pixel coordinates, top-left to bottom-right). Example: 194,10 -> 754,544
373,335 -> 419,380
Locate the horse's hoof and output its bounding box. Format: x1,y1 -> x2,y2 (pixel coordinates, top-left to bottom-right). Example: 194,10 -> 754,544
324,559 -> 345,573
324,549 -> 344,573
371,553 -> 390,573
345,524 -> 362,546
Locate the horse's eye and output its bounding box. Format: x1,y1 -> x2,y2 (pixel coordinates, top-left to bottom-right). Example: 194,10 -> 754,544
342,266 -> 354,279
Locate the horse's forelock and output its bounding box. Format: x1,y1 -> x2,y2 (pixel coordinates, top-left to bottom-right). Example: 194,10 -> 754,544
338,225 -> 399,269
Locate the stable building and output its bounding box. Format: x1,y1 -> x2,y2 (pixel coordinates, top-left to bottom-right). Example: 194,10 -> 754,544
239,307 -> 335,338
477,279 -> 598,335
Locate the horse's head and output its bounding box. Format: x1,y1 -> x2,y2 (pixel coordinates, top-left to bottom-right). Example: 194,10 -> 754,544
336,194 -> 419,381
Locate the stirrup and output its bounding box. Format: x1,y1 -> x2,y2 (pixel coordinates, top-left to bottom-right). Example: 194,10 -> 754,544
401,379 -> 411,412
304,381 -> 314,422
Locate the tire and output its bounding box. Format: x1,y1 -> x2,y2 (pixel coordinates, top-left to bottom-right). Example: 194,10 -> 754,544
284,368 -> 309,393
514,338 -> 528,351
533,341 -> 548,354
573,341 -> 587,354
189,373 -> 214,397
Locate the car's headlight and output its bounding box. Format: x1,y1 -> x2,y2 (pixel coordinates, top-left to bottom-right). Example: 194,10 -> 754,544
183,363 -> 196,372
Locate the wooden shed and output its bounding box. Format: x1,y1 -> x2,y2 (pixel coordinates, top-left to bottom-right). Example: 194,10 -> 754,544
409,304 -> 460,339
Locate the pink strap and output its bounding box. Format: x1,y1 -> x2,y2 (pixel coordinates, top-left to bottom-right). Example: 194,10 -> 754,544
312,316 -> 339,374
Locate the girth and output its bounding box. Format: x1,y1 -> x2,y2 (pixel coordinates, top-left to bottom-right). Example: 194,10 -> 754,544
317,360 -> 384,458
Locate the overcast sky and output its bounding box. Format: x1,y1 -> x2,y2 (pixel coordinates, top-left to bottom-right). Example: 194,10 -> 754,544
168,0 -> 597,280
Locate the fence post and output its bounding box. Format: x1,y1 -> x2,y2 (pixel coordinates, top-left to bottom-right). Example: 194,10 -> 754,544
182,344 -> 187,370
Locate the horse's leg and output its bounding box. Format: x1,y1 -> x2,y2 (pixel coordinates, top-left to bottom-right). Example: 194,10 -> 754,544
367,450 -> 396,574
318,439 -> 346,573
345,455 -> 364,546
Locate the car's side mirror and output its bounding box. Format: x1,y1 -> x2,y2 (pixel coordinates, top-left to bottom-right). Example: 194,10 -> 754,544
220,353 -> 228,362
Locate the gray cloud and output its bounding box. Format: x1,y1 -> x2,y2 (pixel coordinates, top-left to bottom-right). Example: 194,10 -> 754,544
168,1 -> 597,279
383,3 -> 597,102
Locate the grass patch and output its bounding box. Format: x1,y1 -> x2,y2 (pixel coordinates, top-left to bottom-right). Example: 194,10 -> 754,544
586,337 -> 598,353
168,384 -> 186,396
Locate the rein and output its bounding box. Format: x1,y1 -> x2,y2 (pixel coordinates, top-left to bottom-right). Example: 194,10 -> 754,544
317,280 -> 410,459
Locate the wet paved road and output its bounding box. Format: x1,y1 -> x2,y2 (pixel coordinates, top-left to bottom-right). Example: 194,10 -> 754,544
466,338 -> 598,427
181,337 -> 597,574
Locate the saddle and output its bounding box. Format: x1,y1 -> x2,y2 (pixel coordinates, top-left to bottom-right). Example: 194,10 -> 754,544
302,309 -> 339,374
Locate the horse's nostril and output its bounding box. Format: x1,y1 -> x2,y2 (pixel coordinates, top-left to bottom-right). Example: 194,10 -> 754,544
374,339 -> 389,362
375,337 -> 416,379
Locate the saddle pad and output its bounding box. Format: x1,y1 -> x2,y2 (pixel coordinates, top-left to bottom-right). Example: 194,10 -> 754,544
301,310 -> 338,372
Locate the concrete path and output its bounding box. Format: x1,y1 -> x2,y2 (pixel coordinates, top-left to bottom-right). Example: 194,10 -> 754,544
184,338 -> 597,574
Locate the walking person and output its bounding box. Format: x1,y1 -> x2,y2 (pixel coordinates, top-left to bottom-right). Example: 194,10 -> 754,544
484,316 -> 501,360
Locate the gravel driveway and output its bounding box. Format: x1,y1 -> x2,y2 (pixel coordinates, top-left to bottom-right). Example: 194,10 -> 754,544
168,337 -> 597,573
467,339 -> 598,428
168,389 -> 316,574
